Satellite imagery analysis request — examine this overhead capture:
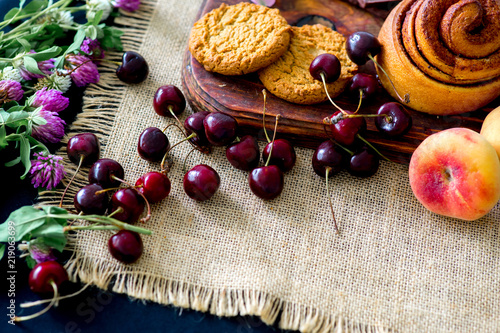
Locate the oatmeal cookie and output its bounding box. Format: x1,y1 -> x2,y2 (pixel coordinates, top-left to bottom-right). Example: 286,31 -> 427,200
188,2 -> 291,75
258,24 -> 358,105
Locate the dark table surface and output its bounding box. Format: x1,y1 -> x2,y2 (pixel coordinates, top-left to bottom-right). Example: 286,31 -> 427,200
0,1 -> 287,332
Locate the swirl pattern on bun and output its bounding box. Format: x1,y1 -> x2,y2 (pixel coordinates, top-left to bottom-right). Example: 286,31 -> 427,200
377,0 -> 500,115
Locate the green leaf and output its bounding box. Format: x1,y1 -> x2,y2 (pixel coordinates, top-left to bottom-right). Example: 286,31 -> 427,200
4,155 -> 21,167
17,38 -> 32,52
6,103 -> 24,112
55,29 -> 86,68
0,206 -> 48,242
19,135 -> 31,179
20,0 -> 48,15
38,37 -> 56,50
25,255 -> 36,269
67,28 -> 86,54
31,223 -> 67,252
0,243 -> 4,261
40,206 -> 68,225
4,8 -> 20,21
26,45 -> 61,61
31,115 -> 47,126
92,10 -> 104,25
26,135 -> 48,155
2,110 -> 30,128
85,25 -> 98,41
23,56 -> 44,75
0,125 -> 7,149
100,27 -> 124,51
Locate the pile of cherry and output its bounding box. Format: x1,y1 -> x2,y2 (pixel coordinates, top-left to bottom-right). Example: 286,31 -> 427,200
66,31 -> 414,256
14,31 -> 414,323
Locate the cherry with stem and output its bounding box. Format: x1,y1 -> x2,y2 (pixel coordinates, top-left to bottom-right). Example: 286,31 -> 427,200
346,31 -> 409,104
153,85 -> 186,131
261,90 -> 296,172
249,114 -> 284,200
60,133 -> 100,207
13,261 -> 67,322
312,140 -> 345,234
109,176 -> 151,224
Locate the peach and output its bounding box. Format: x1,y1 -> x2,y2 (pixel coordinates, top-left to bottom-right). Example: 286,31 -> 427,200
409,127 -> 500,221
480,106 -> 500,160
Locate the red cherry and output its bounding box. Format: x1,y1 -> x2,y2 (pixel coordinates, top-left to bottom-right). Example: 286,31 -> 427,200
203,112 -> 238,146
88,158 -> 125,189
262,139 -> 296,172
108,230 -> 143,264
248,165 -> 284,200
226,135 -> 260,171
29,261 -> 68,294
66,133 -> 100,166
327,110 -> 366,146
153,85 -> 186,117
183,164 -> 220,201
135,172 -> 171,203
110,188 -> 145,223
309,53 -> 341,83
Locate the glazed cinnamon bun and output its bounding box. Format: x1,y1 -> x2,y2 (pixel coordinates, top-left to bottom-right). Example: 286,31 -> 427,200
377,0 -> 500,115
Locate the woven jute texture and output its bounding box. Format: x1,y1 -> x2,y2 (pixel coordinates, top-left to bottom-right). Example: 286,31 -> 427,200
38,0 -> 500,332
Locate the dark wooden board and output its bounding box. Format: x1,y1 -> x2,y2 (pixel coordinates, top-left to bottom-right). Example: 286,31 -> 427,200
182,0 -> 498,163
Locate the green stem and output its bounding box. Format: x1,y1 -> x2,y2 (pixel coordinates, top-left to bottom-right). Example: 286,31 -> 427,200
261,89 -> 270,143
1,0 -> 73,40
356,134 -> 391,162
325,167 -> 339,235
265,115 -> 280,167
368,54 -> 409,104
25,212 -> 153,235
63,225 -> 120,232
333,140 -> 354,156
320,72 -> 346,114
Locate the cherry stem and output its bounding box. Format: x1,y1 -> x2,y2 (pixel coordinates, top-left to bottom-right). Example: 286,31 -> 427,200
59,211 -> 152,235
162,117 -> 209,155
182,147 -> 197,174
14,280 -> 58,322
345,113 -> 391,123
265,115 -> 280,167
94,187 -> 122,195
107,206 -> 123,219
320,73 -> 347,115
325,167 -> 339,235
354,89 -> 363,114
162,122 -> 184,134
160,132 -> 197,171
368,54 -> 409,104
100,59 -> 122,66
64,225 -> 123,232
111,176 -> 151,223
167,105 -> 185,131
333,140 -> 354,156
261,89 -> 271,143
356,134 -> 391,162
59,155 -> 84,208
20,283 -> 91,308
322,123 -> 355,156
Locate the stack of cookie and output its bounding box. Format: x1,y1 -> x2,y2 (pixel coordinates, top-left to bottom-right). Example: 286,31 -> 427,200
188,2 -> 358,105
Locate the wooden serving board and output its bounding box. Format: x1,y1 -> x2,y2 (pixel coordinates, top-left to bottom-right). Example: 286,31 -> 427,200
181,0 -> 497,163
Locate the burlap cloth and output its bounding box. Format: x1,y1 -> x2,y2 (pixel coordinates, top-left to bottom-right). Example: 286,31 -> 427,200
39,0 -> 500,332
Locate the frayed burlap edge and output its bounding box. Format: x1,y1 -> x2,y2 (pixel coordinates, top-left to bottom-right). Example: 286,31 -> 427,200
36,1 -> 391,332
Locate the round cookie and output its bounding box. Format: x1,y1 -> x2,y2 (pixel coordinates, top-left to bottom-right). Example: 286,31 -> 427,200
189,3 -> 291,76
258,24 -> 358,105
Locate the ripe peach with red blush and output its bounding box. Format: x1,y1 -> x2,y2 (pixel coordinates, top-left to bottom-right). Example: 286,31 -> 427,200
480,106 -> 500,160
409,127 -> 500,221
